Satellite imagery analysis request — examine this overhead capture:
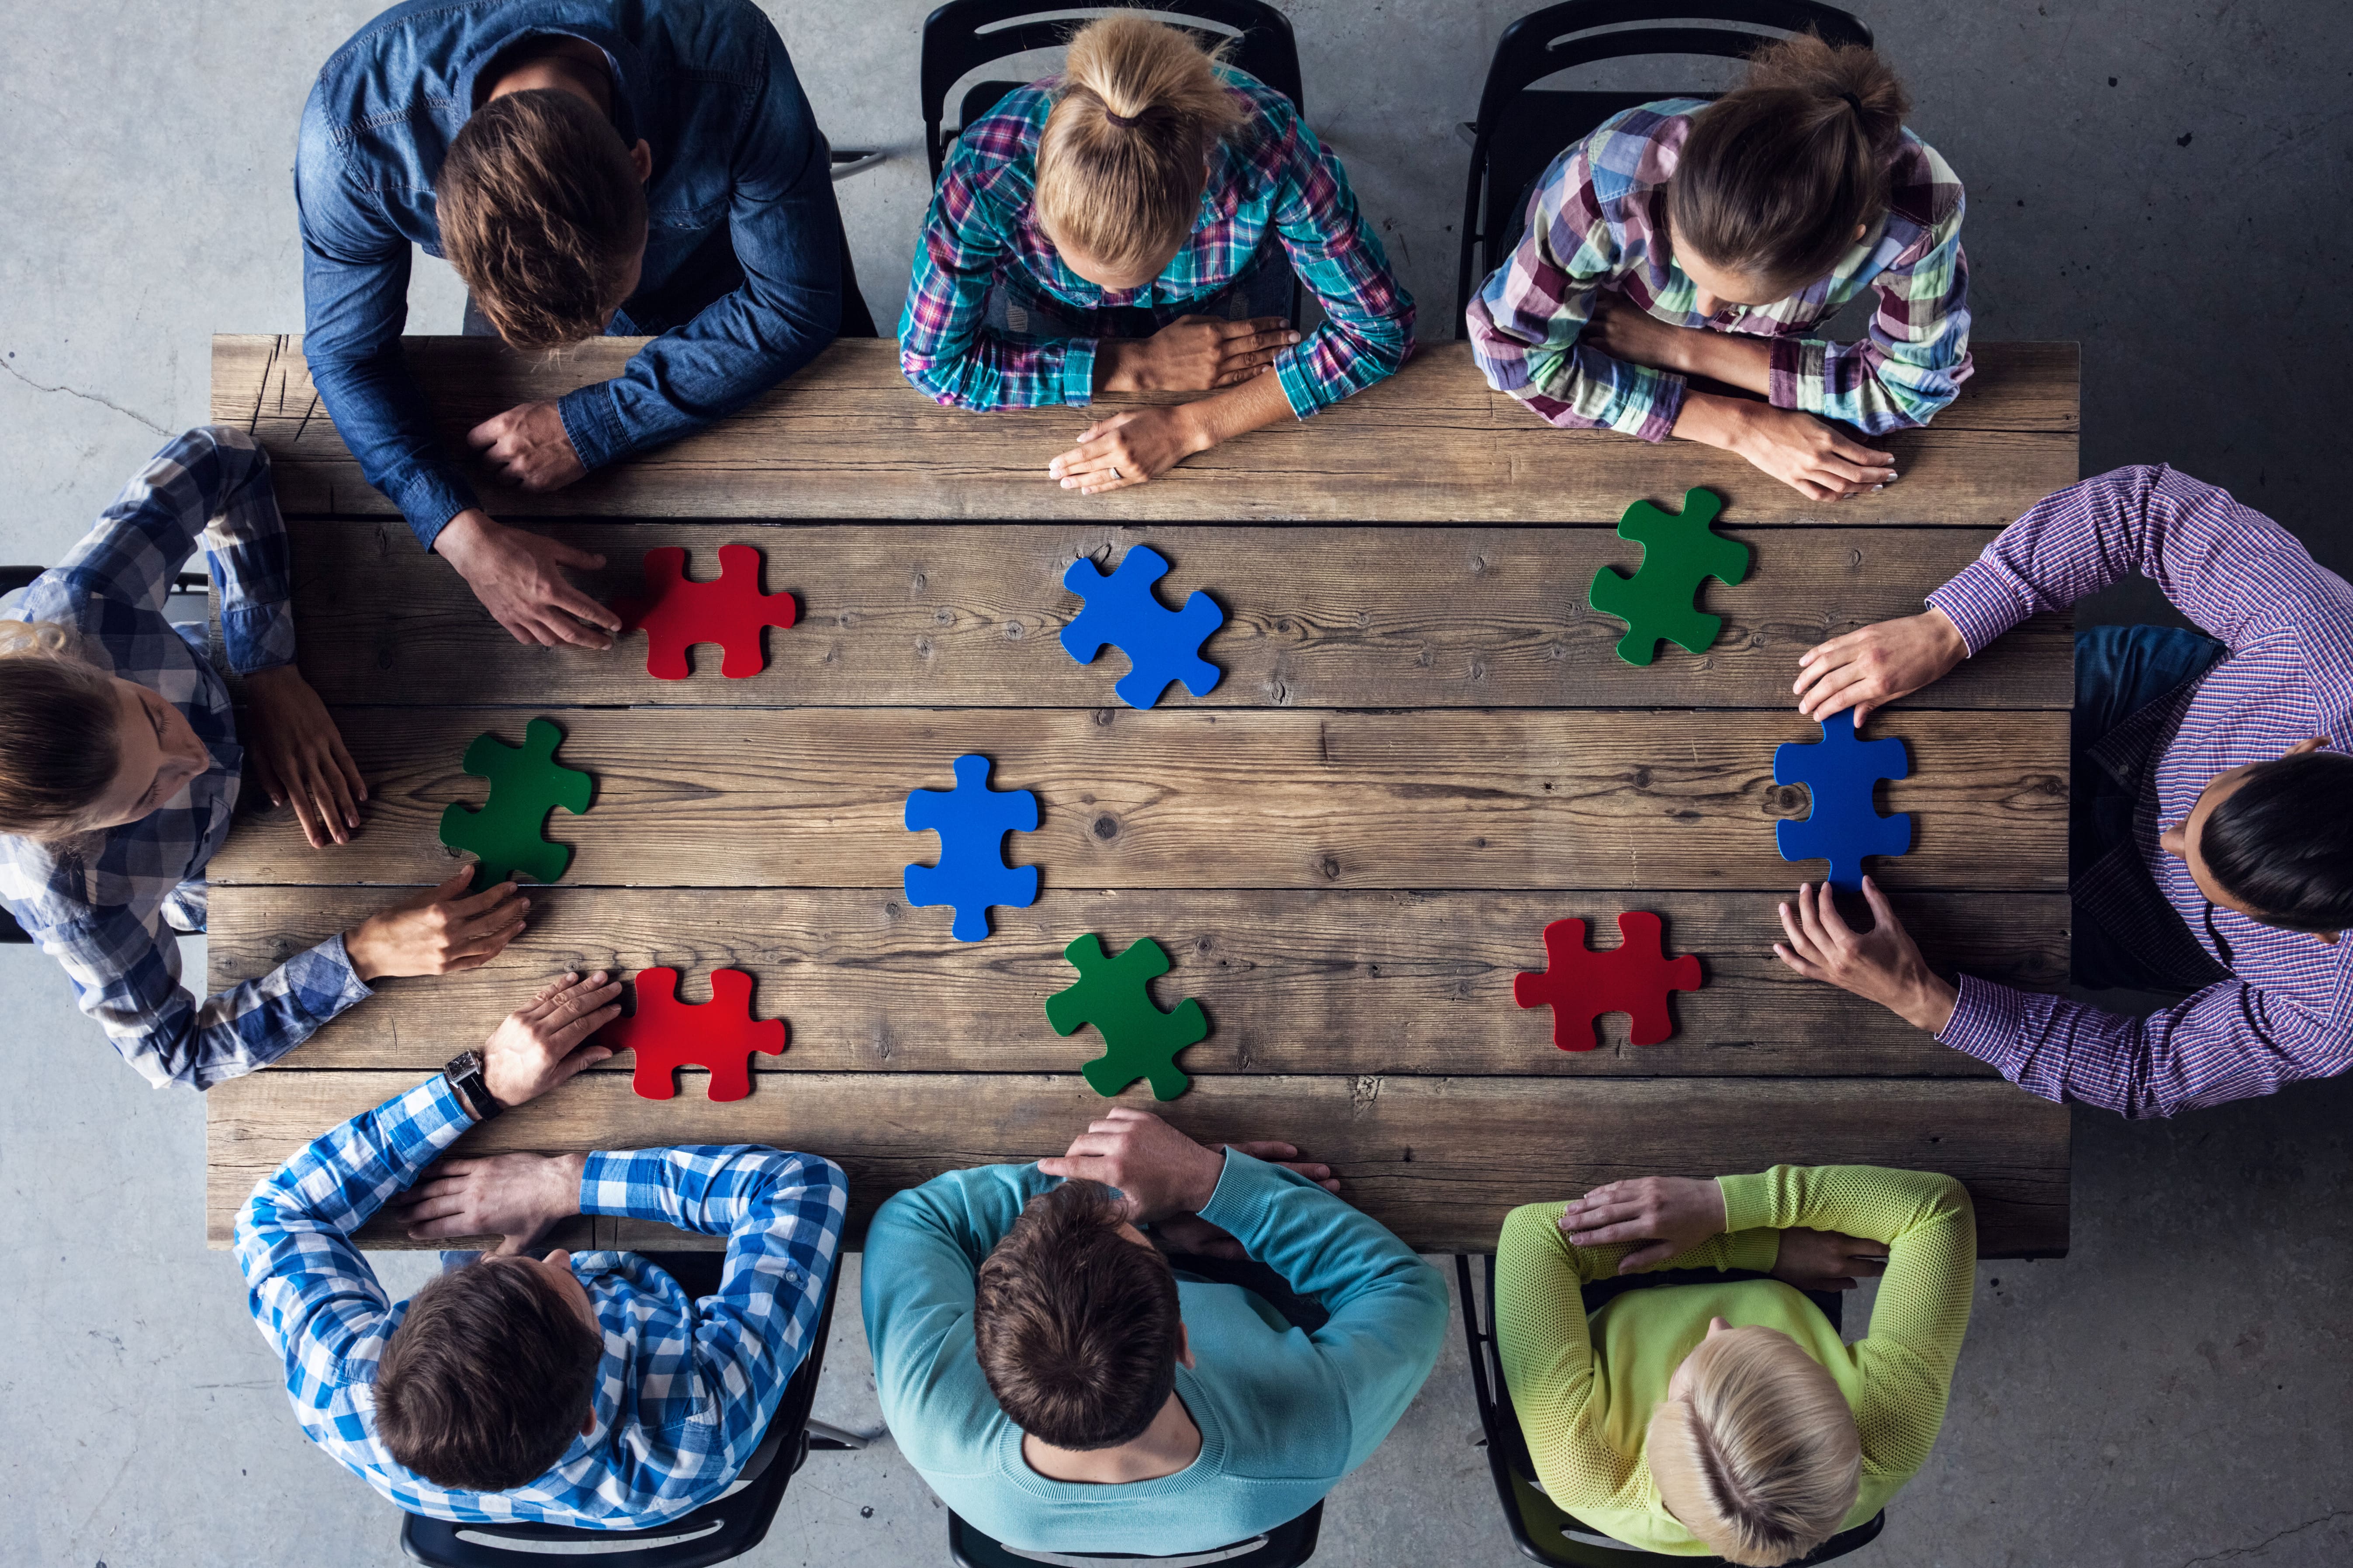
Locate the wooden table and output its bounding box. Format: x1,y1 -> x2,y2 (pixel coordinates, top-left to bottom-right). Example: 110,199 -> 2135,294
204,335 -> 2077,1257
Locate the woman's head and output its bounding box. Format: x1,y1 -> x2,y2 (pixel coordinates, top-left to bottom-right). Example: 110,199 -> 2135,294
1033,13 -> 1248,288
0,623 -> 208,839
1667,33 -> 1911,303
1648,1317 -> 1861,1566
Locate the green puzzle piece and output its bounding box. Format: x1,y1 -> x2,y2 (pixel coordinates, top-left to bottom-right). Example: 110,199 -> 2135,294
437,717 -> 595,891
1587,487 -> 1751,666
1045,933 -> 1209,1101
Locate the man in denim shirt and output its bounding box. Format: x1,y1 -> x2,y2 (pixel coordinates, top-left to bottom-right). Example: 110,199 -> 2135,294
298,0 -> 872,648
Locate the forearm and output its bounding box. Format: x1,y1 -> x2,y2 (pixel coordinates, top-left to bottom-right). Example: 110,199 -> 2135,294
1656,327 -> 1774,397
306,348 -> 479,549
1174,370 -> 1297,452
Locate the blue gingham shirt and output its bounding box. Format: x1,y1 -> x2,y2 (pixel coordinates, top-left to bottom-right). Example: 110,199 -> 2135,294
236,1073 -> 849,1527
0,426 -> 371,1089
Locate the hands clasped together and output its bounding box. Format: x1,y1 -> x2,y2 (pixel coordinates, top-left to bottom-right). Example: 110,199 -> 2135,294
1558,1175 -> 1887,1294
1038,1106 -> 1336,1261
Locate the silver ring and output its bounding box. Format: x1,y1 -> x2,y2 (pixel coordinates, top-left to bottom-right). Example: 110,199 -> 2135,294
1109,465 -> 1123,480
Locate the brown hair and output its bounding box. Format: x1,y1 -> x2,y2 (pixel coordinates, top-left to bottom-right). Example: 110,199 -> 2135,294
375,1257 -> 602,1492
439,88 -> 647,350
973,1178 -> 1181,1450
1033,12 -> 1249,275
1647,1326 -> 1862,1566
0,622 -> 123,839
1667,33 -> 1911,291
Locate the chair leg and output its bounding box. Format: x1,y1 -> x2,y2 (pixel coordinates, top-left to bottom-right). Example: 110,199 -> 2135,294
806,1419 -> 877,1450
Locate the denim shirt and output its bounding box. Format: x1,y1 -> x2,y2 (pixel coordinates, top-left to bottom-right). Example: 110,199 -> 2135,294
297,0 -> 848,549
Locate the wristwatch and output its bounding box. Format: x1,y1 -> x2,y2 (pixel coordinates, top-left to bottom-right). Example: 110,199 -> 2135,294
443,1050 -> 504,1121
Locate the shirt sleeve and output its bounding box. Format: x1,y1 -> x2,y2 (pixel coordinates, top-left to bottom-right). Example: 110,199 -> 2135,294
1194,1151 -> 1449,1471
1491,1193 -> 1779,1510
1259,109 -> 1414,420
555,21 -> 845,470
1463,138 -> 1686,442
1715,1165 -> 1976,1482
574,1145 -> 848,1471
1767,197 -> 1972,434
295,87 -> 480,551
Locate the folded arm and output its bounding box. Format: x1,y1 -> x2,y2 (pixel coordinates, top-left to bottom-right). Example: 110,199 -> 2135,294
1262,112 -> 1413,419
1768,200 -> 1972,434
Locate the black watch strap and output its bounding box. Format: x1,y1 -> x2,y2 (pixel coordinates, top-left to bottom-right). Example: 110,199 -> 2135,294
444,1050 -> 503,1121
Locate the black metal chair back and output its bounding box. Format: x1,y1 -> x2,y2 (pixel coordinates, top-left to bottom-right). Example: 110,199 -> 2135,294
398,1253 -> 844,1568
922,0 -> 1305,182
1454,1253 -> 1886,1566
949,1498 -> 1322,1568
1453,0 -> 1873,331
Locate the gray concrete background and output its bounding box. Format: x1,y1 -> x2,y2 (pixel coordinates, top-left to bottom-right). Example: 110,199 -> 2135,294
1,2 -> 2349,1564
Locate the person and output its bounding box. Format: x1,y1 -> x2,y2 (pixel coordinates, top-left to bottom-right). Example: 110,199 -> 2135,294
1466,34 -> 1970,503
0,426 -> 530,1090
1495,1164 -> 1975,1565
1775,465 -> 2353,1117
236,969 -> 848,1527
298,0 -> 872,651
899,12 -> 1414,497
861,1106 -> 1448,1554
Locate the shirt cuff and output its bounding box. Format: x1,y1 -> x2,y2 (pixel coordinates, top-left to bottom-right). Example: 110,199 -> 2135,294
395,467 -> 482,554
221,600 -> 299,675
1633,369 -> 1687,443
316,929 -> 375,1009
1059,339 -> 1099,407
557,382 -> 627,471
1194,1147 -> 1283,1239
1716,1172 -> 1773,1235
1768,336 -> 1826,413
408,1072 -> 481,1155
1936,972 -> 2030,1075
1274,352 -> 1322,421
1924,560 -> 2031,656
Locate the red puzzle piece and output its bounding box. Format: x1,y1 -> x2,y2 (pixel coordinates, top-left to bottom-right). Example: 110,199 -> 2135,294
1512,912 -> 1703,1051
599,967 -> 788,1101
614,544 -> 797,679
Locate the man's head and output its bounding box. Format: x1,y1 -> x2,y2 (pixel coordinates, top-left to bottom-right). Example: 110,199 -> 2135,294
375,1250 -> 603,1492
2162,740 -> 2352,944
438,47 -> 651,351
972,1178 -> 1185,1450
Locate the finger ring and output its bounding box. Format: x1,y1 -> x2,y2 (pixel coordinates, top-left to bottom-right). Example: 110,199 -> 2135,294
1109,465 -> 1122,480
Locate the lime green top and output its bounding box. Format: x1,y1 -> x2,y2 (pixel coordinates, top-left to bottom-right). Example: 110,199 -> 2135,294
1493,1165 -> 1976,1555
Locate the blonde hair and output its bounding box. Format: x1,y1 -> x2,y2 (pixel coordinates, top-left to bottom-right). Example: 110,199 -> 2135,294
0,621 -> 123,841
1647,1326 -> 1862,1566
1033,13 -> 1249,276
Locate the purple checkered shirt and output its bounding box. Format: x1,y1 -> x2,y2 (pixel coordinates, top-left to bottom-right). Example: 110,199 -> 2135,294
1926,466 -> 2353,1117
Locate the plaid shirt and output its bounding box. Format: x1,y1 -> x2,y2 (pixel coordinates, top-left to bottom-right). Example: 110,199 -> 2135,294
0,427 -> 370,1090
236,1073 -> 849,1528
1465,100 -> 1971,441
898,69 -> 1413,418
1927,466 -> 2353,1117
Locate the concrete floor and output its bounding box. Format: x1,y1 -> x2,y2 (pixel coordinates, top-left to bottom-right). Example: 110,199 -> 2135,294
1,1 -> 2349,1564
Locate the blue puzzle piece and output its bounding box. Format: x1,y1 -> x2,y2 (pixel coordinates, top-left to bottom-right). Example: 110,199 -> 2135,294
904,753 -> 1041,941
1060,545 -> 1225,710
1773,709 -> 1912,892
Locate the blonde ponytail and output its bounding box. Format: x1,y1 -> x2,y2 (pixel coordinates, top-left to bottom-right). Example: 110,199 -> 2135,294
1034,13 -> 1249,274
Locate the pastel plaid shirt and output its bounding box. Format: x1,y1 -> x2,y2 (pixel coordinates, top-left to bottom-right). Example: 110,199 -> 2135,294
898,69 -> 1414,418
236,1072 -> 849,1528
1926,466 -> 2353,1117
1465,99 -> 1971,441
0,426 -> 371,1090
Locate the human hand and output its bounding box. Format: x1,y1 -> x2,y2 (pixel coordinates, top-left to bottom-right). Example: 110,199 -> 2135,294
1585,294 -> 1696,373
1047,406 -> 1209,495
1794,609 -> 1969,725
1557,1176 -> 1728,1273
433,509 -> 619,649
480,970 -> 622,1108
1773,877 -> 1958,1035
1097,315 -> 1299,394
467,401 -> 587,491
240,666 -> 366,847
389,1151 -> 587,1253
1037,1108 -> 1227,1222
1770,1227 -> 1888,1293
1727,403 -> 1897,502
343,869 -> 529,981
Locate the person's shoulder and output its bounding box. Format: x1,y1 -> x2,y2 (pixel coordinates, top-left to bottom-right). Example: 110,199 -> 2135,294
1886,130 -> 1965,230
1566,98 -> 1698,210
643,0 -> 786,75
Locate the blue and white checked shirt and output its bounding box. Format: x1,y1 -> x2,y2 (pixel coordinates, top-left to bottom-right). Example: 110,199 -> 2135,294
0,426 -> 371,1089
236,1073 -> 849,1528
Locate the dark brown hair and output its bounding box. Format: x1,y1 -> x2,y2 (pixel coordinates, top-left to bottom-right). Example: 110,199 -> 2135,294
439,88 -> 647,350
375,1257 -> 602,1492
1668,33 -> 1911,291
2202,751 -> 2353,933
0,623 -> 123,839
973,1179 -> 1181,1450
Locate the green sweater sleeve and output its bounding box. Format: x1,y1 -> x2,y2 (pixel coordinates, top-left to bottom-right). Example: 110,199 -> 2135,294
1493,1188 -> 1780,1510
1716,1164 -> 1977,1483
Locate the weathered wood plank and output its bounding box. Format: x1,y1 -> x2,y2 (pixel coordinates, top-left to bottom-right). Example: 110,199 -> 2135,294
210,886 -> 2062,1078
282,519 -> 2069,711
204,707 -> 2067,890
215,336 -> 2079,526
205,1070 -> 2071,1257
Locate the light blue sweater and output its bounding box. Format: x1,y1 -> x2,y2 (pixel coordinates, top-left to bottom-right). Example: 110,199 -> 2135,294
862,1152 -> 1449,1553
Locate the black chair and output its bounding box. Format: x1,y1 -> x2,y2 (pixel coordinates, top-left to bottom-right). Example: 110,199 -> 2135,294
948,1500 -> 1323,1568
1453,0 -> 1874,330
921,0 -> 1305,182
1455,1254 -> 1886,1566
399,1253 -> 865,1568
